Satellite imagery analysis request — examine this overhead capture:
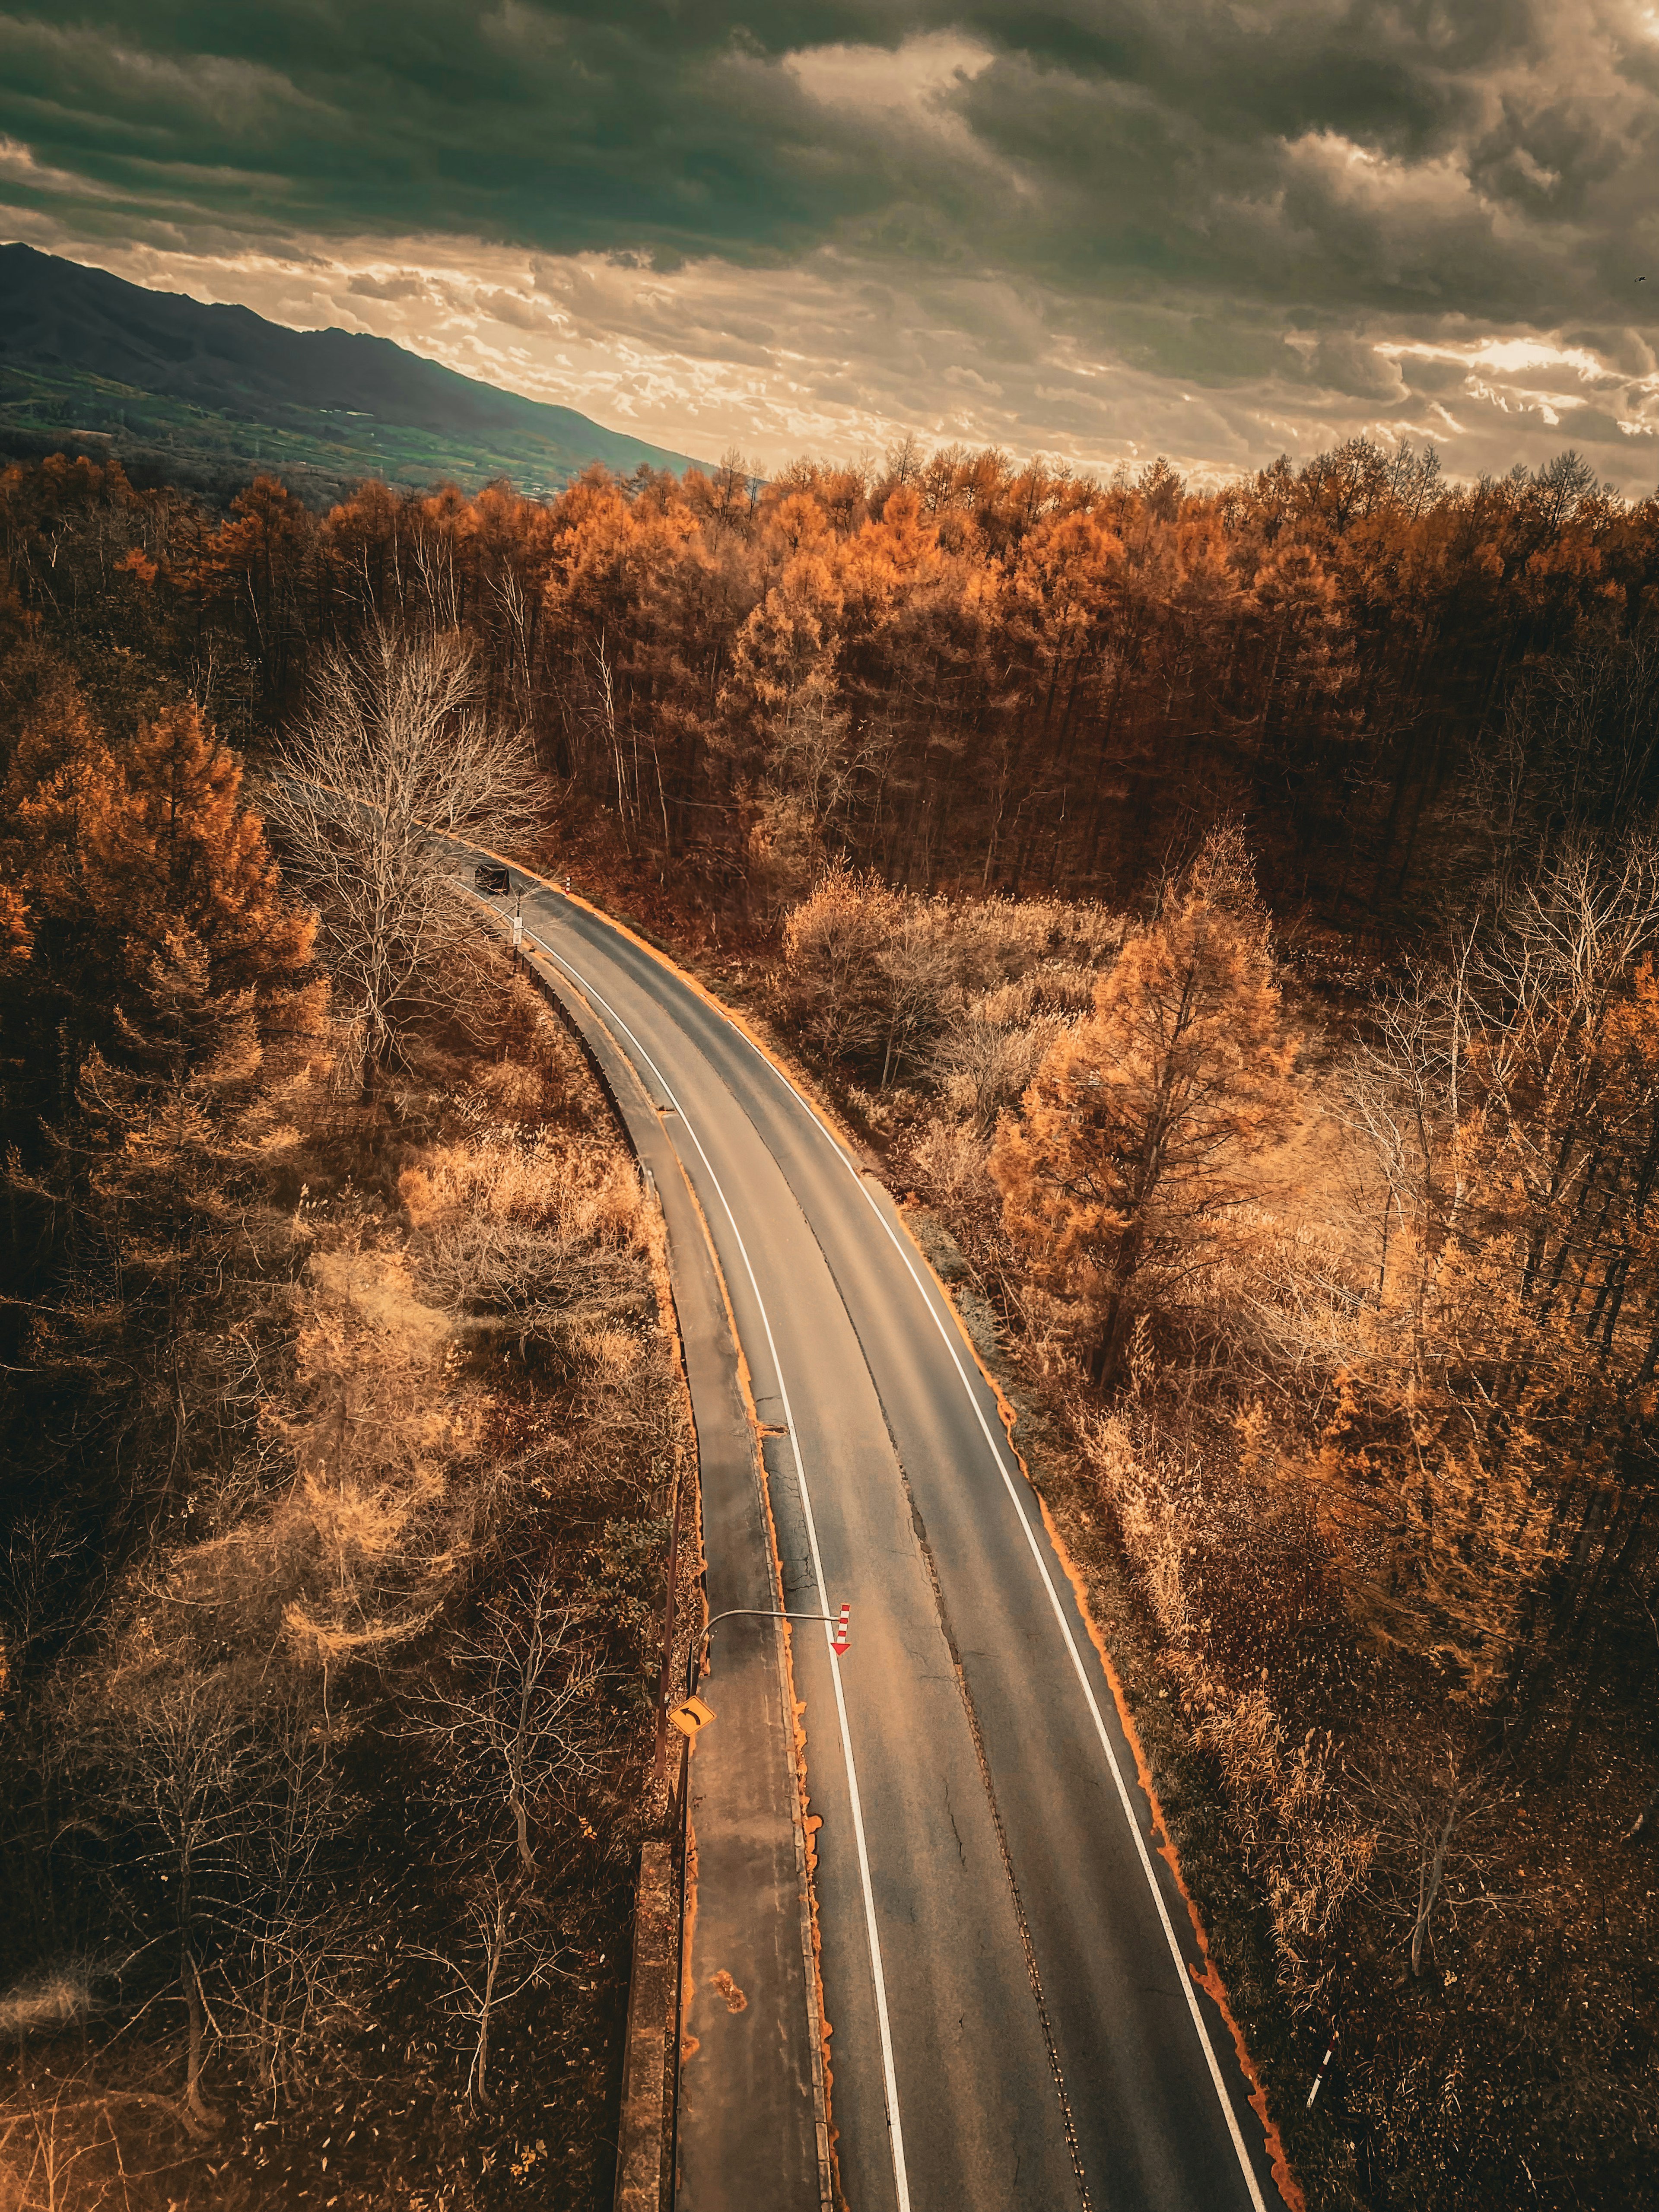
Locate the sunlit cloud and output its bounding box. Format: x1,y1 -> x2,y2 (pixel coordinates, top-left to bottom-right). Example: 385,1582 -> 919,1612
1385,339 -> 1613,382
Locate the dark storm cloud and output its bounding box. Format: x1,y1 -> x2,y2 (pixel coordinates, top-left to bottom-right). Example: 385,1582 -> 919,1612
2,3 -> 1653,321
4,3 -> 1658,484
0,3 -> 959,262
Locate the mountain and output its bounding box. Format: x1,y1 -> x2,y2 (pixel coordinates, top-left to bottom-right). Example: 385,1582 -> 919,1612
0,243 -> 701,504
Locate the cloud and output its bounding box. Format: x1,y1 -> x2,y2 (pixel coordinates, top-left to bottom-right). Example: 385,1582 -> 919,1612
3,3 -> 1659,488
1309,333 -> 1408,402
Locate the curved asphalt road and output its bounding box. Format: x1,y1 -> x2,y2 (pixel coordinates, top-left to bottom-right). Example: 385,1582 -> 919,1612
481,864 -> 1285,2212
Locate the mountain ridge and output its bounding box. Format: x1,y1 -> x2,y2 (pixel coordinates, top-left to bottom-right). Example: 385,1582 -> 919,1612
0,243 -> 702,501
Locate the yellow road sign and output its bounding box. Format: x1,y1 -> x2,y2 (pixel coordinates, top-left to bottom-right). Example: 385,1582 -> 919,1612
667,1694 -> 715,1740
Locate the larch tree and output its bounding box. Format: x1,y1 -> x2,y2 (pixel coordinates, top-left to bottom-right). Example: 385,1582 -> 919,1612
1,680 -> 315,1085
0,880 -> 28,969
991,832 -> 1300,1386
176,474 -> 312,701
0,672 -> 114,1153
2,667 -> 320,1607
86,698 -> 316,1009
0,672 -> 321,1263
1,665 -> 118,939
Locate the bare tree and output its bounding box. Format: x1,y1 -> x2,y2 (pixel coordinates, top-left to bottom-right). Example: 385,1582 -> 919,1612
418,1208 -> 651,1373
220,1708 -> 362,2112
398,1576 -> 597,2109
0,2082 -> 105,2212
92,1663 -> 257,2133
262,625 -> 541,1096
874,912 -> 959,1089
1323,832 -> 1659,1690
1351,1739 -> 1508,1977
1344,831 -> 1659,1297
410,1859 -> 565,2110
779,865 -> 906,1070
0,1510 -> 83,1677
410,1576 -> 598,1878
68,1647 -> 353,2135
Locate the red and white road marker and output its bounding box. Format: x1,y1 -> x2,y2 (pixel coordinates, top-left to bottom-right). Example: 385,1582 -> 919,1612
832,1602 -> 851,1655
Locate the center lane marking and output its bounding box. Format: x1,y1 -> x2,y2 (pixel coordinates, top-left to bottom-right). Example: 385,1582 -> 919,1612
526,924 -> 914,2212
716,951 -> 1272,2212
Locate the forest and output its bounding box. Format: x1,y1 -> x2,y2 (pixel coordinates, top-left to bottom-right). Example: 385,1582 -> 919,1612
0,459 -> 698,2210
1,432 -> 1657,2210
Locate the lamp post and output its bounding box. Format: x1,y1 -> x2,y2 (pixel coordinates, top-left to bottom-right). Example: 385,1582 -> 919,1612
657,1603 -> 852,1829
697,1604 -> 851,1663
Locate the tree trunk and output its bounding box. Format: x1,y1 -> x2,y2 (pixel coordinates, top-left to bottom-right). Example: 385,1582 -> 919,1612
1410,1805 -> 1459,1977
471,1897 -> 507,2110
181,1948 -> 221,2130
1090,1281 -> 1137,1395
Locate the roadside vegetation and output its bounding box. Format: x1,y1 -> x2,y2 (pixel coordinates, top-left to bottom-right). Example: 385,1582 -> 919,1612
0,596 -> 693,2208
766,827 -> 1659,2209
3,435 -> 1658,2209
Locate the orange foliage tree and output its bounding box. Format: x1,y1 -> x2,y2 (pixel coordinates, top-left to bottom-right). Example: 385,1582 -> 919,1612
6,432 -> 1659,925
86,699 -> 315,1001
991,833 -> 1299,1384
0,661 -> 317,1181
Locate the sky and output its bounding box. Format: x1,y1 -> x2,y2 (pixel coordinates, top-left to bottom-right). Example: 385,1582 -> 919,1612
4,2 -> 1659,489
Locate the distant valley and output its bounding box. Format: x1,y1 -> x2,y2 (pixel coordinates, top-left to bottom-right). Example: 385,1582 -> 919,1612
0,244 -> 700,504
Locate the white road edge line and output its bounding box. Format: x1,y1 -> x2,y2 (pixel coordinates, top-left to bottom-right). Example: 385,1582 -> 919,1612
712,956 -> 1273,2212
522,921 -> 913,2212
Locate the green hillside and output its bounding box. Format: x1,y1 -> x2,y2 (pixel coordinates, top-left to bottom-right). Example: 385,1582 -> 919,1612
0,244 -> 702,504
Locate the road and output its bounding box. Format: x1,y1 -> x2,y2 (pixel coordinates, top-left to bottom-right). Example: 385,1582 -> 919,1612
478,862 -> 1288,2212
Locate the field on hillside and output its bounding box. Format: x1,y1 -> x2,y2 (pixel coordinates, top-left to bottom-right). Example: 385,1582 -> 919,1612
0,362 -> 615,506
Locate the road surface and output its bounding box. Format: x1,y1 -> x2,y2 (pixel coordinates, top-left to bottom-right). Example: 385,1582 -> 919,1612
476,862 -> 1288,2212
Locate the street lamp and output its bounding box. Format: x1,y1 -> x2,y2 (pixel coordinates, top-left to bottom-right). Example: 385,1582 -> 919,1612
699,1603 -> 851,1663
657,1603 -> 852,1821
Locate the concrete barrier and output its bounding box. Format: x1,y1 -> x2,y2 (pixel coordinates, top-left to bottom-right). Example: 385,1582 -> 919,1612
614,1838 -> 679,2212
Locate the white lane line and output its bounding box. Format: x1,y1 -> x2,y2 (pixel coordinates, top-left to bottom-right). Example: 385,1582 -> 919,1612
522,919 -> 913,2212
706,967 -> 1272,2211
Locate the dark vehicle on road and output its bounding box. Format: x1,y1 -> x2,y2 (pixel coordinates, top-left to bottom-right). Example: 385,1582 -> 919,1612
475,862 -> 511,893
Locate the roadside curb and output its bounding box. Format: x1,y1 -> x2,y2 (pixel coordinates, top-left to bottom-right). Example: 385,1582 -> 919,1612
518,935 -> 692,2212
614,1840 -> 678,2212
460,891 -> 693,2212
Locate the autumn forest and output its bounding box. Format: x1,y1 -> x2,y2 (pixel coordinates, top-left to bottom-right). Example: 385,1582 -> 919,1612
3,433 -> 1658,2212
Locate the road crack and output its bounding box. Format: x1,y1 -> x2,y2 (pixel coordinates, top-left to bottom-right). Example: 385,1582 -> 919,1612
945,1783 -> 966,1868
